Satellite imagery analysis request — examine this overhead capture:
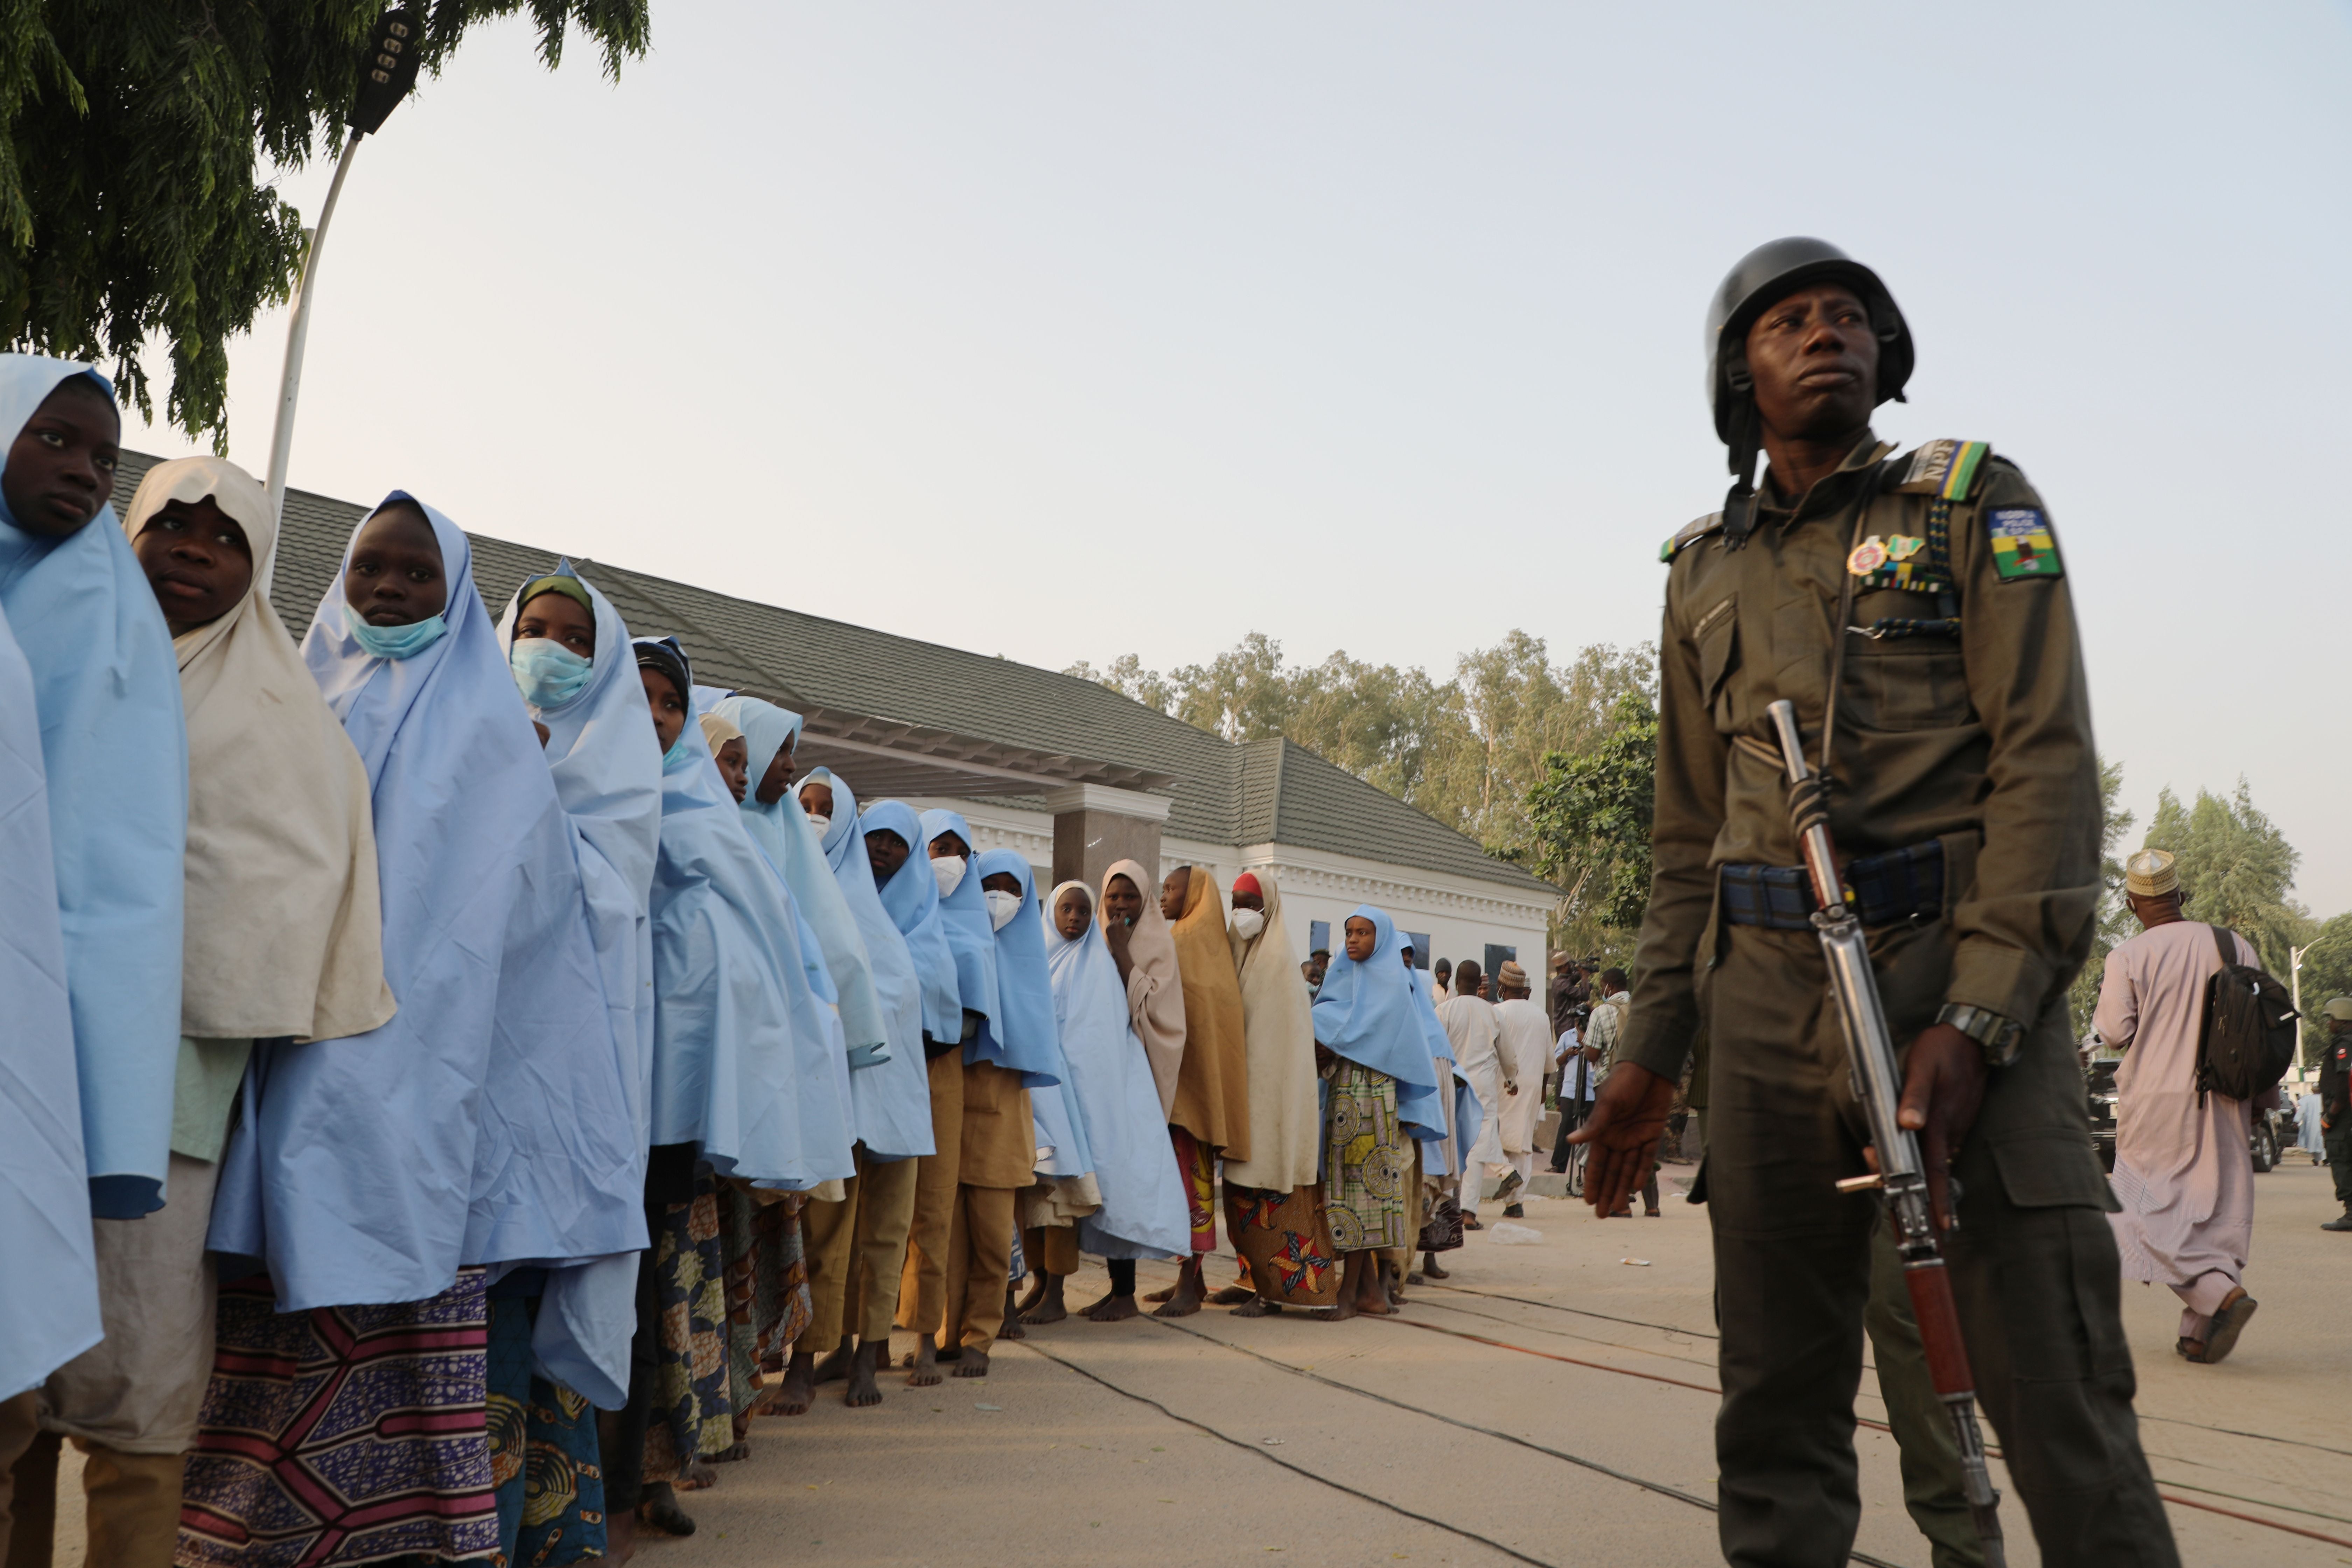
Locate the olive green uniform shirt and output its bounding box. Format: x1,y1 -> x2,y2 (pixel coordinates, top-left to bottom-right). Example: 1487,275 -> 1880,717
1623,430 -> 2100,1080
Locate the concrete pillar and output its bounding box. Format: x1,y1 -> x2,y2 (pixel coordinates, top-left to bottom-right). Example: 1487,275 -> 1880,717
1045,784 -> 1172,898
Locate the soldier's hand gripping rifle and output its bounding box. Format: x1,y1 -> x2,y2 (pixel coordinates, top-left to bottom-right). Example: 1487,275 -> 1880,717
1764,699 -> 2007,1568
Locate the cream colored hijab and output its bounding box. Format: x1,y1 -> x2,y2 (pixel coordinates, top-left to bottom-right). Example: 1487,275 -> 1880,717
1100,858 -> 1184,1119
122,458 -> 392,1041
1221,873 -> 1321,1191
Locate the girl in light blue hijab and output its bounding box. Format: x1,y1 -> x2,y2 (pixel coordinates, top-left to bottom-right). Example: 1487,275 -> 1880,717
918,809 -> 1003,1062
0,355 -> 184,1221
864,800 -> 963,1048
714,696 -> 889,1073
0,595 -> 98,1400
210,496 -> 642,1400
799,767 -> 933,1161
634,638 -> 833,1185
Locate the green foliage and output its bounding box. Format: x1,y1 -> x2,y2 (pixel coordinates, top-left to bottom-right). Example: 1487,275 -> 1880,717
2295,912 -> 2352,1068
1066,630 -> 1656,864
1523,688 -> 1658,967
2144,779 -> 2312,976
2066,756 -> 2136,1038
0,0 -> 650,443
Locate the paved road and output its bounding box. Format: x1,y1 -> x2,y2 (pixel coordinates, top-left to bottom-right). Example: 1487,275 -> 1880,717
39,1159 -> 2350,1567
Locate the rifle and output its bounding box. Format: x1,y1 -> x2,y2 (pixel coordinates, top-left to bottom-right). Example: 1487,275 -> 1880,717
1765,699 -> 2007,1567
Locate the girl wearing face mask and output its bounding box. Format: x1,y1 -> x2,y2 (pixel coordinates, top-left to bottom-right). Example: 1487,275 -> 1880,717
1218,873 -> 1331,1315
966,852 -> 1088,1332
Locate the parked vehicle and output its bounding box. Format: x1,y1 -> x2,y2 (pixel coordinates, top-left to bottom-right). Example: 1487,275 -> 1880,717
2083,1051 -> 2293,1173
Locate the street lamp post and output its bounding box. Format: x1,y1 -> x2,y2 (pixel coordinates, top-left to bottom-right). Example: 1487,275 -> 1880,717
2290,943 -> 2310,1070
260,7 -> 421,591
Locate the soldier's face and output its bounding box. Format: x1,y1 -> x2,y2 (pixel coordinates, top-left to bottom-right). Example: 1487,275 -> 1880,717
1745,283 -> 1879,442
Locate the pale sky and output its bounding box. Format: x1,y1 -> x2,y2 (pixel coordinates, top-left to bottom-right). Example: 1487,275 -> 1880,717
124,2 -> 2352,912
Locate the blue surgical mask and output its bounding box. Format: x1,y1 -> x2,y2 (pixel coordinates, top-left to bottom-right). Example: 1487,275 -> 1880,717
511,638 -> 593,709
662,735 -> 690,769
349,611 -> 448,661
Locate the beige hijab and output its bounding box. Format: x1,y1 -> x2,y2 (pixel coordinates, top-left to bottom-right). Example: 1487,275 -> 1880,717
1220,874 -> 1320,1191
1100,858 -> 1184,1120
1166,866 -> 1250,1160
123,458 -> 392,1042
697,711 -> 742,755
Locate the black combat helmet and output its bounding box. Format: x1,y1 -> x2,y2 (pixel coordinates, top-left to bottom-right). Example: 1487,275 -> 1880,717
1706,238 -> 1914,541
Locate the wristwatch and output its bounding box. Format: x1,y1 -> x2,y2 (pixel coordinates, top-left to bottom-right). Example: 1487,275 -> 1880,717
1937,1003 -> 2024,1069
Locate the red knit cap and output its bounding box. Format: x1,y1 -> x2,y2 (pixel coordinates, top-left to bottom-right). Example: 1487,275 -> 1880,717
1232,872 -> 1263,898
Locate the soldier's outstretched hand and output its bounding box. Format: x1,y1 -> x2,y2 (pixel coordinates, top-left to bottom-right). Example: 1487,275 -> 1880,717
1569,1062 -> 1674,1218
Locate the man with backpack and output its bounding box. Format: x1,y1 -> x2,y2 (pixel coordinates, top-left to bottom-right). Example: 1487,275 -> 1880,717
2094,848 -> 2276,1364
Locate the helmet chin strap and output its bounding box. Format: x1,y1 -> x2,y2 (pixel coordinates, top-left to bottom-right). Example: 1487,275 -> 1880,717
1722,374 -> 1761,548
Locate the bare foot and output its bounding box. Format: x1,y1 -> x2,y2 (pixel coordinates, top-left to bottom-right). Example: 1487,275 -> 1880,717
606,1503 -> 639,1564
1422,1253 -> 1450,1280
1153,1258 -> 1207,1319
1209,1284 -> 1255,1306
775,1349 -> 820,1415
1014,1272 -> 1049,1317
638,1484 -> 695,1536
1083,1290 -> 1139,1322
812,1336 -> 855,1386
1406,1271 -> 1424,1286
1142,1285 -> 1176,1303
1230,1296 -> 1272,1318
1379,1260 -> 1405,1310
675,1457 -> 718,1492
999,1285 -> 1027,1340
952,1346 -> 991,1378
844,1340 -> 884,1407
1321,1293 -> 1358,1322
1020,1275 -> 1068,1325
905,1339 -> 944,1387
711,1439 -> 750,1463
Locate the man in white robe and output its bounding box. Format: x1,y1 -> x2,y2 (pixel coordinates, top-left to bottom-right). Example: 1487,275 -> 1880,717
1436,959 -> 1511,1223
1491,961 -> 1553,1218
2094,849 -> 2261,1364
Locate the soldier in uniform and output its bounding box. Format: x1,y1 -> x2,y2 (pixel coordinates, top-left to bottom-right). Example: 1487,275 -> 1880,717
2320,996 -> 2352,1231
1572,238 -> 2176,1565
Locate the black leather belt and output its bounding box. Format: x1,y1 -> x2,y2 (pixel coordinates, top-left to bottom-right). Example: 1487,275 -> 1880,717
1722,840 -> 1944,931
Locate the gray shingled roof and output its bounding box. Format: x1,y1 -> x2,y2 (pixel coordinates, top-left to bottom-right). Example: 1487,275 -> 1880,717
110,453 -> 1551,896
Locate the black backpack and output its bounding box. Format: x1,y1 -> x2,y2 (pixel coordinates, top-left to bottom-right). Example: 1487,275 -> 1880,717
2197,925 -> 2299,1102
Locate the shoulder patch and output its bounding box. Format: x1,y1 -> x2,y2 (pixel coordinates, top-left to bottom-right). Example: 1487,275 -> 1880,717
1986,506 -> 2062,581
1892,440 -> 1993,500
1660,512 -> 1724,564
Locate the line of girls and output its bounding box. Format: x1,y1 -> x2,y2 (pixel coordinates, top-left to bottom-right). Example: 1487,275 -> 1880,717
0,351 -> 1491,1568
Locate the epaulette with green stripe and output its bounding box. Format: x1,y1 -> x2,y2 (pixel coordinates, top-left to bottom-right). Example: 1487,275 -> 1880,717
1659,512 -> 1724,564
1889,440 -> 1992,500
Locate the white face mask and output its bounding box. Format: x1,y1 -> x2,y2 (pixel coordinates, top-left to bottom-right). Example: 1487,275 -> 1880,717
1230,908 -> 1266,941
931,855 -> 967,898
804,813 -> 831,837
985,889 -> 1022,930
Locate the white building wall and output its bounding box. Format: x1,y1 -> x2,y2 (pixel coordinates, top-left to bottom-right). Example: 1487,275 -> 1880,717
902,797 -> 1552,981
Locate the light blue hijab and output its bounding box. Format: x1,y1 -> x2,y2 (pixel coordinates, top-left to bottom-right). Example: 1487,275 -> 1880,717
636,640 -> 833,1185
714,696 -> 889,1069
918,809 -> 1002,1060
1308,906 -> 1443,1140
214,497 -> 643,1367
0,355 -> 185,1219
804,768 -> 932,1161
497,565 -> 664,1139
1044,887 -> 1187,1262
971,849 -> 1067,1094
863,800 -> 962,1045
0,597 -> 100,1398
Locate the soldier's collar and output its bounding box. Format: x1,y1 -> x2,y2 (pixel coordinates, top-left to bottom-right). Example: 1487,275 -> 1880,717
1758,431 -> 1895,523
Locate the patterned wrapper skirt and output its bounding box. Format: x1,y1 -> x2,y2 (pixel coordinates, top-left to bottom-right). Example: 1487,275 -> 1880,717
1323,1064 -> 1409,1254
1168,1127 -> 1218,1254
486,1296 -> 604,1567
176,1269 -> 499,1568
1225,1184 -> 1339,1307
720,1184 -> 810,1423
642,1183 -> 732,1482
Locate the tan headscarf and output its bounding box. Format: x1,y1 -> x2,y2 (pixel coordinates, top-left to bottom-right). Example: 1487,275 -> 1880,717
1100,858 -> 1184,1119
1166,866 -> 1250,1161
697,711 -> 743,756
1220,873 -> 1318,1190
122,458 -> 393,1042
